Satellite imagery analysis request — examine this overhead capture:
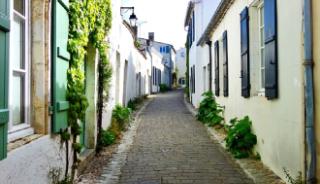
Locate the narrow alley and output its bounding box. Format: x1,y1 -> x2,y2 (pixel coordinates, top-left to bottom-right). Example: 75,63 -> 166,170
100,90 -> 253,184
1,0 -> 318,183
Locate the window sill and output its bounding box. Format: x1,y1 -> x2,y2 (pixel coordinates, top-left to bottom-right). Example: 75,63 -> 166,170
7,134 -> 43,152
8,126 -> 35,142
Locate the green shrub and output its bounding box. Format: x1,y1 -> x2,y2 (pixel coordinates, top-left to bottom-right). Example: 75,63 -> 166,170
127,99 -> 136,111
225,116 -> 257,158
184,87 -> 189,95
197,91 -> 224,127
160,84 -> 169,92
133,97 -> 143,105
127,97 -> 144,111
99,130 -> 116,146
112,105 -> 132,130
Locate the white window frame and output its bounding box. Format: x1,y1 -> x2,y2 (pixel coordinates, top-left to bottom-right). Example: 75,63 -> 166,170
257,0 -> 265,95
8,0 -> 33,141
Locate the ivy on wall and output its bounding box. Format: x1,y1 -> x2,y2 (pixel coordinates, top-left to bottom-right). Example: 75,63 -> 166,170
60,0 -> 112,181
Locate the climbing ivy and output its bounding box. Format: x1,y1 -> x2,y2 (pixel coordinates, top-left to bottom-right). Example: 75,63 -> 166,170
60,0 -> 112,182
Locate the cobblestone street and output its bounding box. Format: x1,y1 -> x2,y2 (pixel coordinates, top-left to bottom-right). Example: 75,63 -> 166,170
101,90 -> 253,184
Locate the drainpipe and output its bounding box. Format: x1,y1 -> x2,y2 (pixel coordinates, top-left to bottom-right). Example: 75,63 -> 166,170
303,0 -> 316,183
206,40 -> 212,92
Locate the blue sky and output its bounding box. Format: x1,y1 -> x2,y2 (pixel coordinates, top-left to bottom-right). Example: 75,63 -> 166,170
121,0 -> 190,49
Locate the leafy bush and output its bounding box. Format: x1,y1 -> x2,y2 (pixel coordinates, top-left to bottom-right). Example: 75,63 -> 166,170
225,116 -> 257,158
112,105 -> 132,130
160,84 -> 169,92
197,91 -> 224,127
127,96 -> 146,111
127,99 -> 136,111
99,130 -> 116,146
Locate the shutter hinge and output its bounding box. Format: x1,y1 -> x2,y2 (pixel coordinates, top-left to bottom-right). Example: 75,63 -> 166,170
49,106 -> 54,115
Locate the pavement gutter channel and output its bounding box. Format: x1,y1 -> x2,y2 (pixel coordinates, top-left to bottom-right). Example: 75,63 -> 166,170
98,97 -> 155,184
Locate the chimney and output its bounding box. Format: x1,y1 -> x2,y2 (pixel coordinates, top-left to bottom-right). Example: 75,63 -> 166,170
148,32 -> 154,42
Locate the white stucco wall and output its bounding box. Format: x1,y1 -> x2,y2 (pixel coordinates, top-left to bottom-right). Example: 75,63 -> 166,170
188,0 -> 216,106
201,0 -> 305,181
150,48 -> 164,93
0,136 -> 68,184
175,48 -> 186,84
103,0 -> 151,129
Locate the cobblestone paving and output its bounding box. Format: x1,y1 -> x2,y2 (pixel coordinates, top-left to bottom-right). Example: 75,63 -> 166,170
117,90 -> 253,184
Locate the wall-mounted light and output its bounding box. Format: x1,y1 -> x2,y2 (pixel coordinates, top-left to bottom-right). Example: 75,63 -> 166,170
120,7 -> 138,27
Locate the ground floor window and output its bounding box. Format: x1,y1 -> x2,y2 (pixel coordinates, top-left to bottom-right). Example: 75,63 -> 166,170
179,78 -> 185,85
9,0 -> 31,135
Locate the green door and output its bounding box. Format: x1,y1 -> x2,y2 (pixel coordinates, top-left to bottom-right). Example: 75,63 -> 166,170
0,0 -> 10,160
52,0 -> 70,133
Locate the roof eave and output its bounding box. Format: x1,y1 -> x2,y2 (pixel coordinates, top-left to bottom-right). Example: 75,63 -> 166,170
184,1 -> 195,27
196,0 -> 235,46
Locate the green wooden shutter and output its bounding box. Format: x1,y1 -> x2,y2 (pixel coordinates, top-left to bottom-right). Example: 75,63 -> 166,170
0,0 -> 10,160
264,0 -> 278,99
240,7 -> 250,98
52,0 -> 70,133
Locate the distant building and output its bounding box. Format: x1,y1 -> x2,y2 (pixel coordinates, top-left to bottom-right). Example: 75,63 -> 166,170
175,48 -> 186,87
138,33 -> 176,89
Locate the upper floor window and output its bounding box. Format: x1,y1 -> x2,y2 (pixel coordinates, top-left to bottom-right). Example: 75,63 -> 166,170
166,46 -> 170,53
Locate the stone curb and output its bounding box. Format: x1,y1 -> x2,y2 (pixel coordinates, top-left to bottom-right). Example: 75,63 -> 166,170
183,96 -> 285,184
95,97 -> 154,184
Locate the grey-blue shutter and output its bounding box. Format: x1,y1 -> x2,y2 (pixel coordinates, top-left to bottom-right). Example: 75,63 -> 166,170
214,41 -> 220,96
240,7 -> 250,98
264,0 -> 278,99
192,11 -> 195,42
223,31 -> 229,97
190,67 -> 192,93
193,65 -> 196,93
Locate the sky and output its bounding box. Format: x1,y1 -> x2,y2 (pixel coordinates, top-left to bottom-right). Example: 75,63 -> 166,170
121,0 -> 190,50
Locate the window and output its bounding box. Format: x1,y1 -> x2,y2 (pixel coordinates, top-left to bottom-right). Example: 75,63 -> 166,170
9,0 -> 30,134
258,2 -> 265,92
166,46 -> 170,53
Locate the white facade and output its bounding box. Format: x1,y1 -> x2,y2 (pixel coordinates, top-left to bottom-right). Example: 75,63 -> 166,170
148,48 -> 164,93
175,48 -> 187,87
186,0 -> 310,181
186,0 -> 219,105
103,0 -> 152,129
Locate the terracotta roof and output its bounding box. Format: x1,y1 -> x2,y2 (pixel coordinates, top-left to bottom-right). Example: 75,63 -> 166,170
197,0 -> 235,46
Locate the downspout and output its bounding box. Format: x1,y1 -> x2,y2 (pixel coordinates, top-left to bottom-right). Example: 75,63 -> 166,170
303,0 -> 316,183
206,40 -> 212,92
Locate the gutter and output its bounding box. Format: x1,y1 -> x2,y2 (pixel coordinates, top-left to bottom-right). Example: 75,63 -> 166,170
303,0 -> 316,183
